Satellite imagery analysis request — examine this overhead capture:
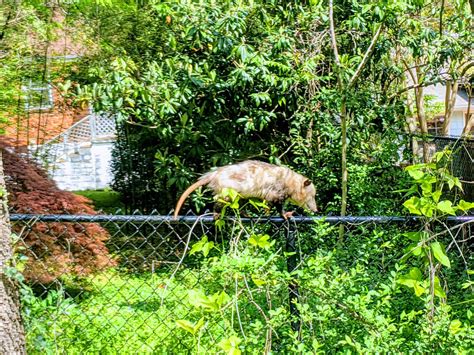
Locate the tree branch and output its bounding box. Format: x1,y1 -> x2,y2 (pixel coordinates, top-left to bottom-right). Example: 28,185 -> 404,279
389,79 -> 444,100
328,0 -> 340,66
348,23 -> 383,89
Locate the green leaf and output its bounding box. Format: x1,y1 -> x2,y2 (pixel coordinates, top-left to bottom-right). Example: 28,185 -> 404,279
248,234 -> 273,249
218,336 -> 242,355
188,290 -> 229,312
419,197 -> 435,217
408,267 -> 423,281
433,276 -> 446,298
403,231 -> 426,242
406,243 -> 423,257
432,190 -> 442,203
189,235 -> 207,255
407,169 -> 424,180
251,275 -> 266,287
447,178 -> 455,190
189,236 -> 215,257
176,317 -> 205,335
449,320 -> 462,335
215,218 -> 225,230
230,199 -> 240,209
210,291 -> 231,308
454,177 -> 463,191
201,241 -> 214,257
249,198 -> 269,210
397,270 -> 426,297
431,242 -> 451,268
180,113 -> 188,126
403,197 -> 421,215
457,200 -> 474,212
220,188 -> 240,209
176,319 -> 195,334
421,182 -> 432,196
437,200 -> 456,215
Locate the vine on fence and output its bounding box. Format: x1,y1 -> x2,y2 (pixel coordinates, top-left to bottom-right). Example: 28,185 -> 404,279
399,149 -> 474,321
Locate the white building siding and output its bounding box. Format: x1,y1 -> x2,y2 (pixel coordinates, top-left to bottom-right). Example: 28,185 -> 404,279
32,140 -> 115,191
449,111 -> 465,136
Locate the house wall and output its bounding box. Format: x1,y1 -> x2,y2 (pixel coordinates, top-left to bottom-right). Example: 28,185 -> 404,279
33,140 -> 115,191
449,111 -> 465,136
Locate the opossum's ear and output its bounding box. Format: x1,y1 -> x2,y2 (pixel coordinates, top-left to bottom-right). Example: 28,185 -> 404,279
303,179 -> 311,187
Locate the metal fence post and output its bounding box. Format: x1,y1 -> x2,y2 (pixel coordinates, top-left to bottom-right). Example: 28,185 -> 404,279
285,219 -> 301,336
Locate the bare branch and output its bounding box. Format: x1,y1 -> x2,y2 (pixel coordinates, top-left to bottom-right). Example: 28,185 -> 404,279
348,23 -> 384,89
389,79 -> 444,100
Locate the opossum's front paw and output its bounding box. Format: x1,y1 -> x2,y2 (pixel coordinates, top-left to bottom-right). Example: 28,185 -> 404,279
282,211 -> 295,220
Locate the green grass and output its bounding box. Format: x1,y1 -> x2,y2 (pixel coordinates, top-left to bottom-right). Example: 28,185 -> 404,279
23,270 -> 219,354
74,189 -> 125,213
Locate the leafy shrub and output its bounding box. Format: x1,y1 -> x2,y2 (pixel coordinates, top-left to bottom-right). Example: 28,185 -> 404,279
2,147 -> 116,283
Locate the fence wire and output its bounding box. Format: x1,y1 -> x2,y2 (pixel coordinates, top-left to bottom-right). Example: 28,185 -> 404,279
431,136 -> 474,201
10,212 -> 474,353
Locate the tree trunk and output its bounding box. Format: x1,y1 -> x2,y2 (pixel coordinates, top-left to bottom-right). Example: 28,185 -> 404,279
462,86 -> 473,136
0,151 -> 26,354
442,80 -> 459,136
338,98 -> 348,241
404,72 -> 420,162
414,83 -> 429,163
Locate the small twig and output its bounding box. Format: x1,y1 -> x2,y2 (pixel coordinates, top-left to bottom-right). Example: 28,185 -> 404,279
278,142 -> 296,160
242,275 -> 276,352
441,220 -> 469,269
160,213 -> 214,306
234,277 -> 247,341
125,120 -> 158,129
242,275 -> 274,329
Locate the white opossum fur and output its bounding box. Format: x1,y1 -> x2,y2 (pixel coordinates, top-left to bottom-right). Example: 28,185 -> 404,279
173,160 -> 318,218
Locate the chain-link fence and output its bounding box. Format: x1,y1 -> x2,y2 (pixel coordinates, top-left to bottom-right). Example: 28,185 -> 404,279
431,136 -> 474,201
10,212 -> 474,353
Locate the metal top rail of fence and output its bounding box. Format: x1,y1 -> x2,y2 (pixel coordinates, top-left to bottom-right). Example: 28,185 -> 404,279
9,213 -> 474,224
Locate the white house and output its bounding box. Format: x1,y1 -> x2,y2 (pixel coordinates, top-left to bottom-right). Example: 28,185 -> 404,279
424,84 -> 473,136
30,113 -> 117,191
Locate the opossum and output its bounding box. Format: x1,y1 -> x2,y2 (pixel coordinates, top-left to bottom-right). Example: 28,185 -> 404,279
173,160 -> 318,218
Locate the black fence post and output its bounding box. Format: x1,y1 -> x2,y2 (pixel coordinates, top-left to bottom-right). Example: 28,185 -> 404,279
285,220 -> 301,336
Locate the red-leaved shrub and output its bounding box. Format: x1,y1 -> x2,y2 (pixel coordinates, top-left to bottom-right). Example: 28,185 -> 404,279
2,147 -> 116,283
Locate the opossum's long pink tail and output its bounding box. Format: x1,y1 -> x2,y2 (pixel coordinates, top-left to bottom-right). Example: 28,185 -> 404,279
173,174 -> 213,219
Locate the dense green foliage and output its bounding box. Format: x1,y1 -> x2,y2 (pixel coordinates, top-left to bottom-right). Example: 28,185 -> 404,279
74,0 -> 432,214
69,0 -> 470,214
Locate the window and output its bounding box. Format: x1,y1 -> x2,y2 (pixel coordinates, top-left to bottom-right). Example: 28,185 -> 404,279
23,81 -> 53,111
427,115 -> 444,135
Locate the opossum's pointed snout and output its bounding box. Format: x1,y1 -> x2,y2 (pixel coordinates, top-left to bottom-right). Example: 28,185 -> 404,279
306,200 -> 318,213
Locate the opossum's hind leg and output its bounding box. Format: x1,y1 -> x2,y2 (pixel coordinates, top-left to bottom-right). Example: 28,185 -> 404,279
212,199 -> 227,219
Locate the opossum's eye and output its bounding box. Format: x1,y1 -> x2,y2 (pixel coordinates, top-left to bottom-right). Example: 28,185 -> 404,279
303,179 -> 311,187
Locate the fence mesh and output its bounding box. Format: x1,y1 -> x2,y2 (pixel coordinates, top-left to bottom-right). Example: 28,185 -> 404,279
10,212 -> 474,353
431,136 -> 474,201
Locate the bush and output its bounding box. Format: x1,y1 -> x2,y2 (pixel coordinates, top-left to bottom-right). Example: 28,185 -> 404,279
2,147 -> 116,283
